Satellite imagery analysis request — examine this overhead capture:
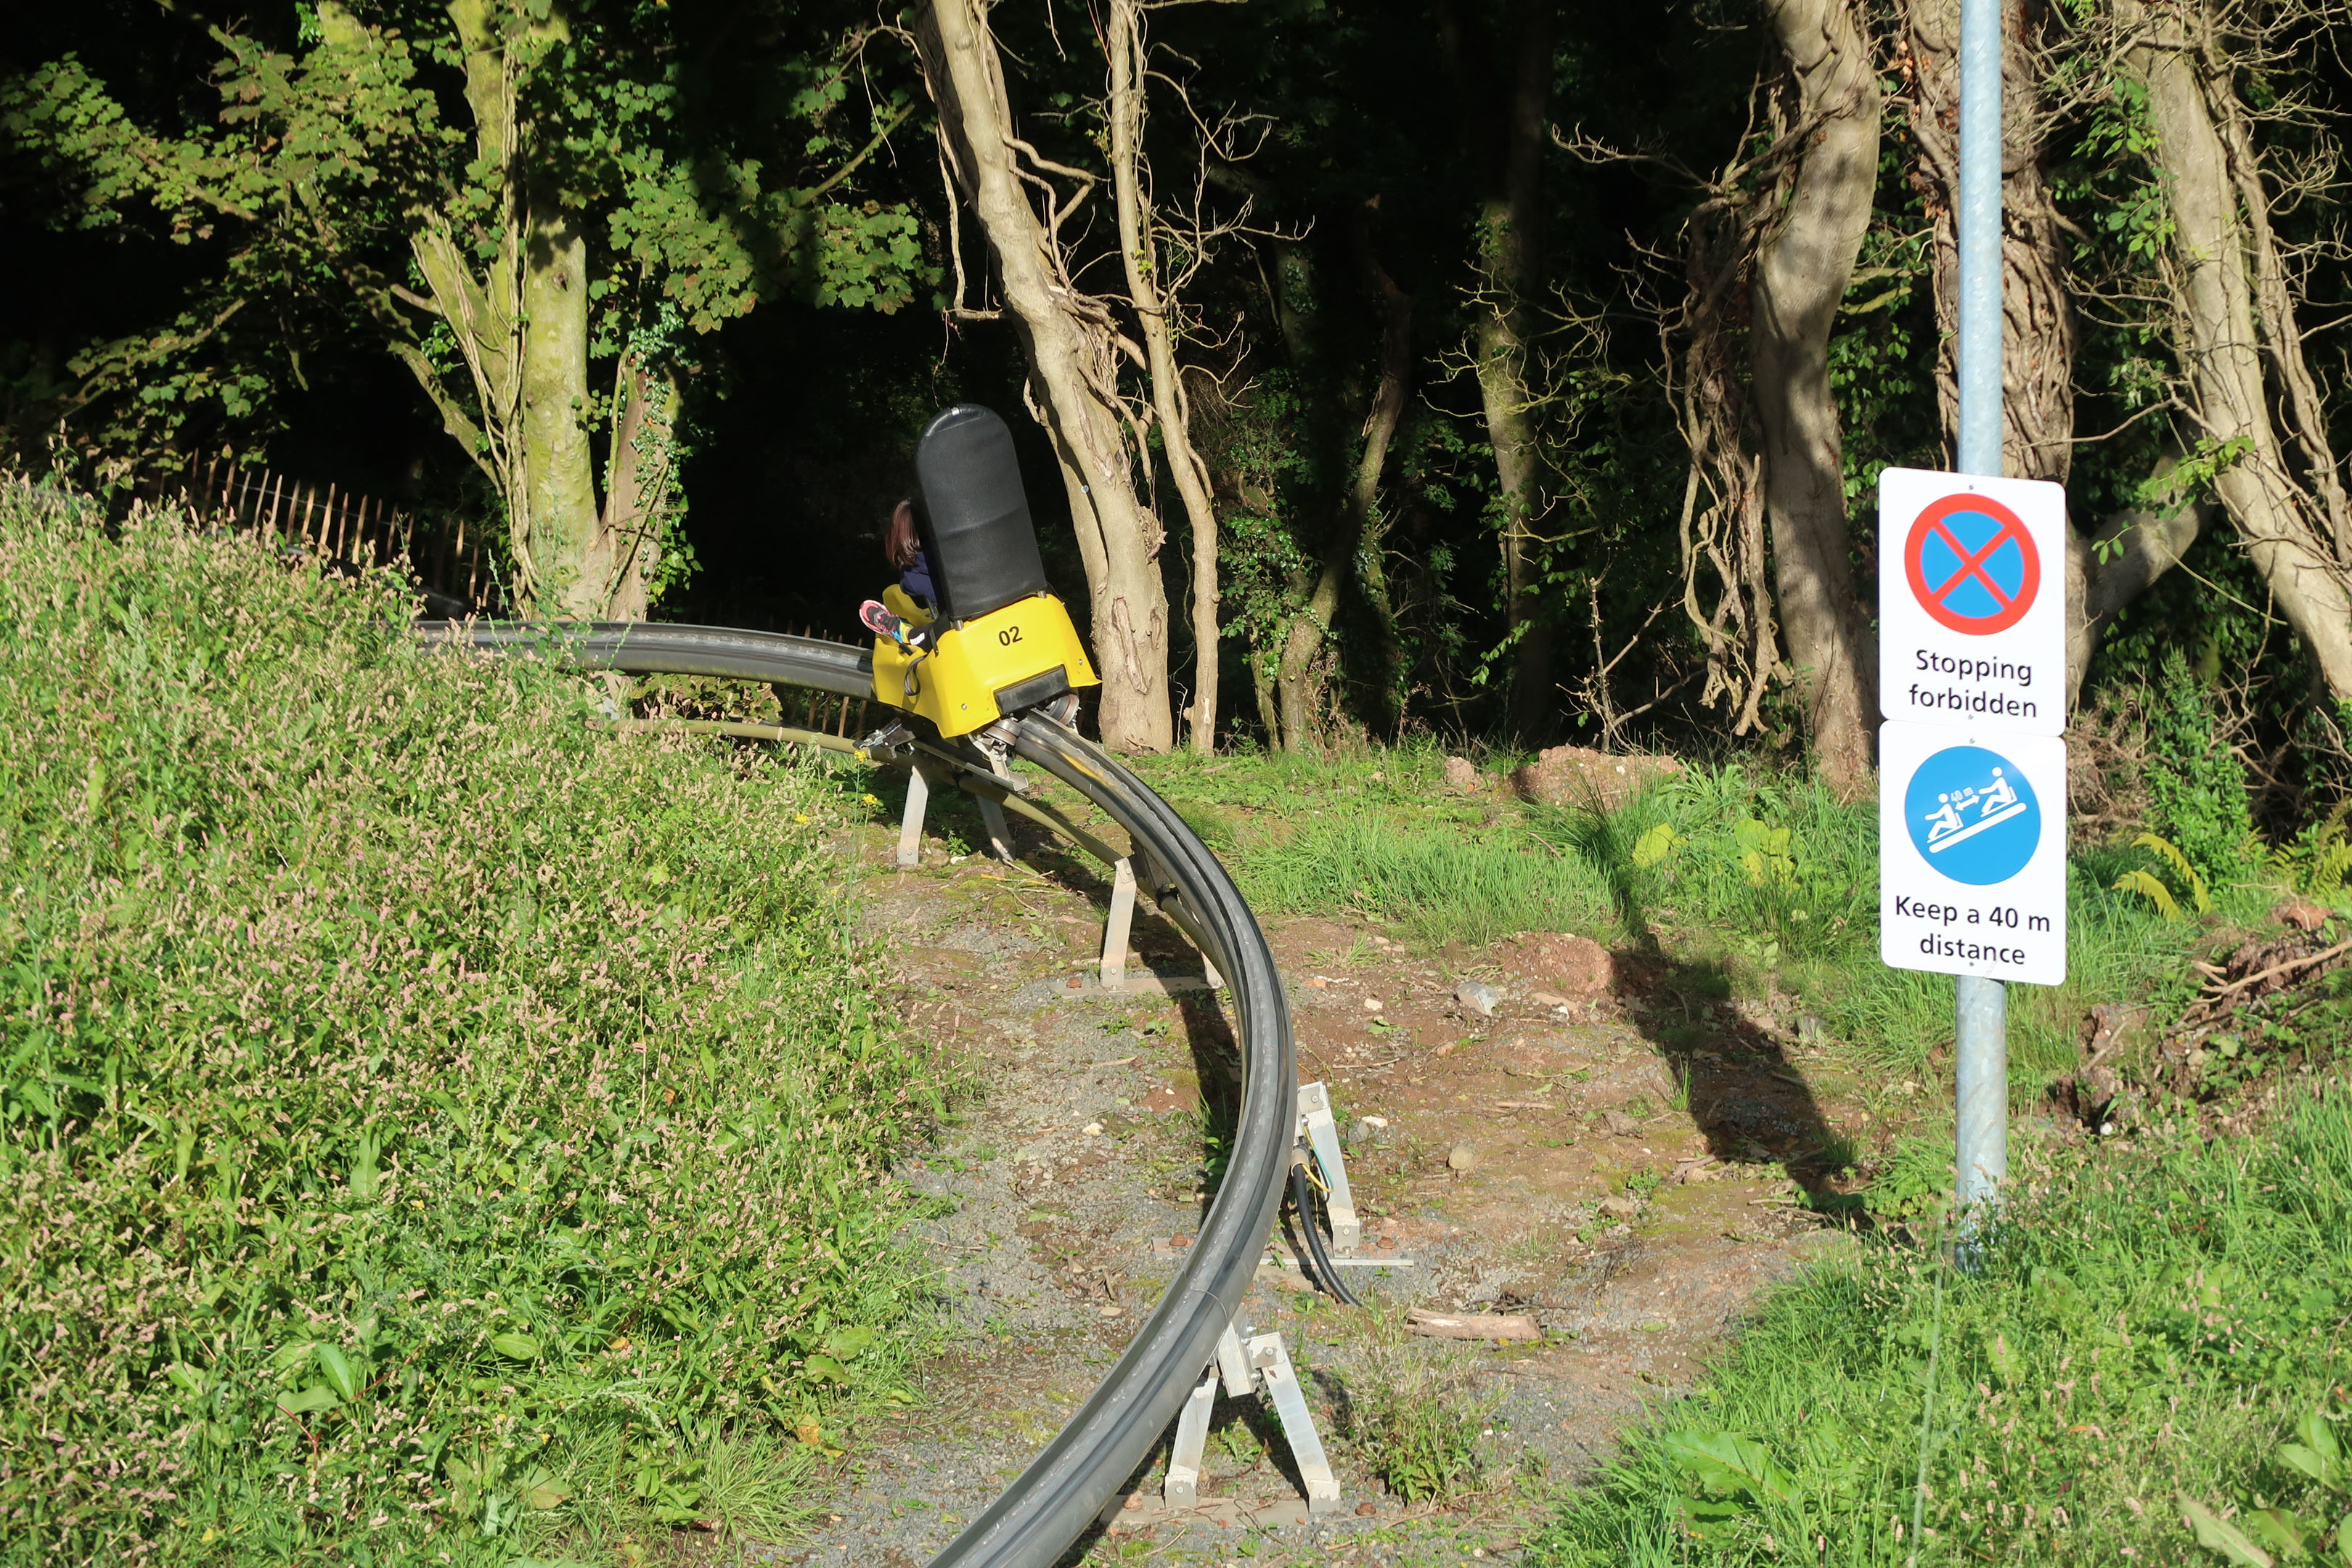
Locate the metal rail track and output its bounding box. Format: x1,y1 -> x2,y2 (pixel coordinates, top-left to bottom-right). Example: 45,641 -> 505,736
425,621 -> 1297,1568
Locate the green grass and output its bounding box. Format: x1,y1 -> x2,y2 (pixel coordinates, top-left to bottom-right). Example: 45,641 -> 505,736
1527,1079 -> 2352,1567
1128,747 -> 2227,1090
0,482 -> 936,1563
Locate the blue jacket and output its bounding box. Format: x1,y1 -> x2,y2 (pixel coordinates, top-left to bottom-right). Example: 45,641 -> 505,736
900,550 -> 936,610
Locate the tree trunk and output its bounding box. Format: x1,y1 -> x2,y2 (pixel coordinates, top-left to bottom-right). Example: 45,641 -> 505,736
590,354 -> 678,623
1107,0 -> 1222,754
517,205 -> 604,616
2118,0 -> 2352,699
1274,242 -> 1413,751
917,0 -> 1173,751
1251,640 -> 1284,751
1443,0 -> 1558,741
1277,553 -> 1344,753
1751,0 -> 1880,793
380,0 -> 650,619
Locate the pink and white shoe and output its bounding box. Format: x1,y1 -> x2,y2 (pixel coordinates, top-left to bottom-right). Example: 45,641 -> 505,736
859,599 -> 907,642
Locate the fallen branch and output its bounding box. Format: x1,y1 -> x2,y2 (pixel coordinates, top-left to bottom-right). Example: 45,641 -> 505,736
1405,1308 -> 1541,1342
2194,937 -> 2352,1009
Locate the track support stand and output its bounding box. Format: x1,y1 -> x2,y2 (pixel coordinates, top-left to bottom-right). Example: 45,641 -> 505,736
1162,1323 -> 1342,1515
1296,1082 -> 1360,1253
895,759 -> 932,870
895,751 -> 1014,868
1100,858 -> 1137,992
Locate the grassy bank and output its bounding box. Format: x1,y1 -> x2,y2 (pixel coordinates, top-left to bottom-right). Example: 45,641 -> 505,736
1526,1074 -> 2352,1566
0,484 -> 933,1564
1111,746 -> 2352,1565
1128,746 -> 2240,1091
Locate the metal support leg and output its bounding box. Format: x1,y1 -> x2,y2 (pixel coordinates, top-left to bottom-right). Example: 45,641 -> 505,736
1248,1333 -> 1343,1515
976,796 -> 1015,862
1163,1371 -> 1219,1506
895,765 -> 931,870
1101,857 -> 1137,994
1296,1083 -> 1360,1253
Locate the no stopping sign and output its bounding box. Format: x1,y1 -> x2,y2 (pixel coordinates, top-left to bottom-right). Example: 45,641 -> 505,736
1906,493 -> 2040,636
1879,469 -> 2066,737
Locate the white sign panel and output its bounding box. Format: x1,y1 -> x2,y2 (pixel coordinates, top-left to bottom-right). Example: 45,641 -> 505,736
1879,467 -> 2067,736
1879,720 -> 2067,986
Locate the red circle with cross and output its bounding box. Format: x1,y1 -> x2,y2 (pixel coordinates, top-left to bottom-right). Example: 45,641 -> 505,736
1904,492 -> 2041,636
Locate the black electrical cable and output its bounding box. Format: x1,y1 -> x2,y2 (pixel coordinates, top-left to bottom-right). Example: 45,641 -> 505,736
1289,1164 -> 1364,1307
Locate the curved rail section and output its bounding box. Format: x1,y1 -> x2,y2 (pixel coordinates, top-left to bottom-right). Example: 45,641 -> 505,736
424,621 -> 1296,1568
425,618 -> 881,697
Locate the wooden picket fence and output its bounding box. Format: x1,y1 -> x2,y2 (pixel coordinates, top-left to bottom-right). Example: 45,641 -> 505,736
777,620 -> 873,739
181,454 -> 499,609
171,458 -> 879,737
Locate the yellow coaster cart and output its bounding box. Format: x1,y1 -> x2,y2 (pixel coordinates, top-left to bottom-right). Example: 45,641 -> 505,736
869,404 -> 1098,738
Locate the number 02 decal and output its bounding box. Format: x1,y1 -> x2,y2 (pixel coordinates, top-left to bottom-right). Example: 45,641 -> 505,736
997,626 -> 1024,646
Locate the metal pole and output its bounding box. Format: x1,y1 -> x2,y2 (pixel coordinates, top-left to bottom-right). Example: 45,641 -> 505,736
1954,0 -> 2008,1223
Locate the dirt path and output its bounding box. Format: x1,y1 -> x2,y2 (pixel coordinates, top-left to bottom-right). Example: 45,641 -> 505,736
784,804 -> 1858,1567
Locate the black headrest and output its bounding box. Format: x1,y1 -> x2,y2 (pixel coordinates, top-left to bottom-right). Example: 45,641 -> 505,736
913,405 -> 1050,622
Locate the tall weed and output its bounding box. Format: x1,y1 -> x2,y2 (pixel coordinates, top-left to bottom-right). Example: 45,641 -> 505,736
2144,649 -> 2262,883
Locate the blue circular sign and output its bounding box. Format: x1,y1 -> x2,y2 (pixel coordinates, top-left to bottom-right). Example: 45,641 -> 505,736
1903,745 -> 2040,885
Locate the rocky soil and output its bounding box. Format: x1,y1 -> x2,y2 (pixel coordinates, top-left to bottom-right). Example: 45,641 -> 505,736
777,796 -> 1866,1567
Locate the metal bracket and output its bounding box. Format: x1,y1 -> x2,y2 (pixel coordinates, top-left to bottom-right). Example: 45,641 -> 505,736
1295,1082 -> 1360,1254
1161,1321 -> 1343,1516
860,720 -> 919,762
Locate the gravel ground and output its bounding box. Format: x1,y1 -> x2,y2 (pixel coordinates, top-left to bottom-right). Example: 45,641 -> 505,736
765,825 -> 1861,1567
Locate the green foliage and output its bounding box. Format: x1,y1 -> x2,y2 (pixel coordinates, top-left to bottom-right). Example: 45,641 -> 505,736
2182,1405 -> 2352,1564
1531,1087 -> 2352,1566
1860,1136 -> 1951,1225
2144,652 -> 2263,882
1342,1328 -> 1498,1505
2069,75 -> 2179,263
2114,830 -> 2216,920
1654,1430 -> 1800,1541
0,481 -> 931,1561
2272,799 -> 2352,899
1,1 -> 928,550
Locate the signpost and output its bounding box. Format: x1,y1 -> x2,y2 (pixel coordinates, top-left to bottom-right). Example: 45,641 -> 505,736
1879,468 -> 2073,1228
1874,0 -> 2048,1230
